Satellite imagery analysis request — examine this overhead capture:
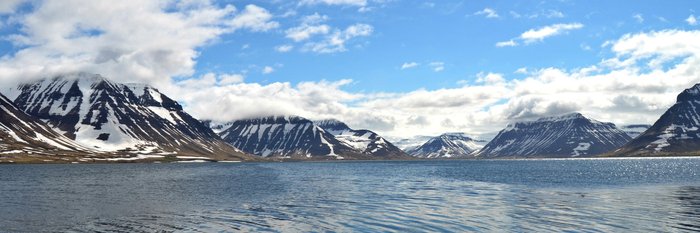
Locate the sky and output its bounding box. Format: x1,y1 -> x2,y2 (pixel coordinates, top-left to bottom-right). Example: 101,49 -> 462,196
0,0 -> 700,140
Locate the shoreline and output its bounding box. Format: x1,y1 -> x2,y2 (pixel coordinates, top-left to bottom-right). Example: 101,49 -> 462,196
2,154 -> 700,164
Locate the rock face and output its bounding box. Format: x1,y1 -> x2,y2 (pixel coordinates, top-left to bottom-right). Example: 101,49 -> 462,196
614,84 -> 700,156
408,133 -> 483,158
314,119 -> 407,157
477,113 -> 632,158
11,73 -> 250,160
0,92 -> 89,156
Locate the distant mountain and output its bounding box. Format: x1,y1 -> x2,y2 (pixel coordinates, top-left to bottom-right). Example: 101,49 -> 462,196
314,119 -> 406,157
218,116 -> 362,159
0,92 -> 90,160
10,73 -> 251,160
621,124 -> 652,139
477,113 -> 632,158
390,135 -> 434,151
613,84 -> 700,156
408,133 -> 484,158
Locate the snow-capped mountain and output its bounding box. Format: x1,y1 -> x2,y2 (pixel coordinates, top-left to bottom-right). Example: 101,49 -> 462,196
408,133 -> 484,158
219,116 -> 367,159
0,92 -> 89,158
390,135 -> 434,151
614,84 -> 700,156
314,119 -> 406,157
621,124 -> 652,139
10,73 -> 250,160
477,113 -> 632,158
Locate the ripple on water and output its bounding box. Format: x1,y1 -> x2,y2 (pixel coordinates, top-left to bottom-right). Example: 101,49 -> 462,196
1,159 -> 700,232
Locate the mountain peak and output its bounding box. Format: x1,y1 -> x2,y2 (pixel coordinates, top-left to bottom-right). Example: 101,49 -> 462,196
676,83 -> 700,102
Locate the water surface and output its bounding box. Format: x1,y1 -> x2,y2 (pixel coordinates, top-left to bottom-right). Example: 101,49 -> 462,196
1,158 -> 699,232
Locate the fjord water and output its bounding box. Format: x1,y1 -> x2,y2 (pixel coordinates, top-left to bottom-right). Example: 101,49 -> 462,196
1,159 -> 699,232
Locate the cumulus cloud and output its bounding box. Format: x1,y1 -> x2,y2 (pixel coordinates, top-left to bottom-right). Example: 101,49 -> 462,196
401,62 -> 419,69
633,14 -> 644,23
474,8 -> 499,18
0,0 -> 278,87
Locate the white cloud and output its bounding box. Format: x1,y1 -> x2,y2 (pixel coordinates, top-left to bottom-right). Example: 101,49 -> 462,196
474,8 -> 499,18
0,1 -> 278,87
401,62 -> 418,69
476,72 -> 505,84
633,14 -> 644,23
429,62 -> 444,72
219,73 -> 245,85
495,40 -> 518,47
275,44 -> 294,53
0,0 -> 24,14
514,67 -> 528,74
262,66 -> 274,74
496,23 -> 583,48
228,5 -> 279,32
172,29 -> 700,140
520,23 -> 584,43
285,13 -> 331,42
302,23 -> 373,54
687,15 -> 698,26
3,2 -> 700,142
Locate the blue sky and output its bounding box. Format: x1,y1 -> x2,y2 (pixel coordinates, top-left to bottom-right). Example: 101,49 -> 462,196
187,0 -> 699,93
1,0 -> 700,138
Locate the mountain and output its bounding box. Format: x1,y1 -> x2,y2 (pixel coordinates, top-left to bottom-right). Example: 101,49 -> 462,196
408,133 -> 484,158
390,135 -> 434,151
218,116 -> 356,159
477,113 -> 632,158
10,73 -> 251,161
314,119 -> 406,157
1,92 -> 91,162
621,124 -> 652,139
613,84 -> 700,156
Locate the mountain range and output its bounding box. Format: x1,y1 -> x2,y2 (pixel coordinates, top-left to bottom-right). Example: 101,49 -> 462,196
2,73 -> 700,162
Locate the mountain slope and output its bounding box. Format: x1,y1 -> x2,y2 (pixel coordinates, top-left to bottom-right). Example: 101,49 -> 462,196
613,84 -> 700,156
11,73 -> 251,161
314,119 -> 406,157
408,133 -> 483,158
219,116 -> 367,159
477,113 -> 632,158
0,92 -> 91,161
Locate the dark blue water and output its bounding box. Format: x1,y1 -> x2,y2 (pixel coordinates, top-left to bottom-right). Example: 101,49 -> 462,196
1,158 -> 700,232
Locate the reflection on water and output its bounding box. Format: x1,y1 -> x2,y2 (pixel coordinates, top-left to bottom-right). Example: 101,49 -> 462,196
1,158 -> 700,232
